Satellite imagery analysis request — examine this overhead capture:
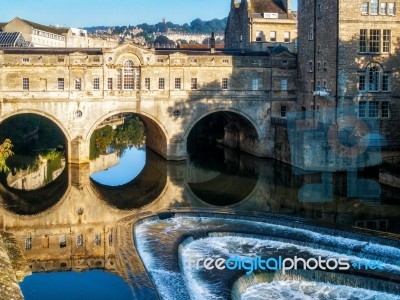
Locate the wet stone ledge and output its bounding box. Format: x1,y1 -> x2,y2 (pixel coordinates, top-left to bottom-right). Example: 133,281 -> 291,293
0,232 -> 30,300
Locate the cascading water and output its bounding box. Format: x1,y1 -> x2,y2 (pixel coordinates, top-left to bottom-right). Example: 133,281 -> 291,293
134,213 -> 400,300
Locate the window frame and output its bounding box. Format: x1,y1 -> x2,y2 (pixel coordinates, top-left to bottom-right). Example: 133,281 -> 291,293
22,78 -> 29,90
158,78 -> 165,90
93,77 -> 100,90
58,78 -> 65,91
221,78 -> 228,90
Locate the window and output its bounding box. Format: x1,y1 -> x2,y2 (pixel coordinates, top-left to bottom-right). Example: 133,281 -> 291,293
308,61 -> 313,72
58,57 -> 65,63
359,101 -> 367,118
380,2 -> 387,14
24,237 -> 32,250
308,23 -> 314,40
256,30 -> 263,42
323,61 -> 328,70
191,78 -> 198,90
22,57 -> 29,63
317,3 -> 323,17
284,31 -> 290,43
369,29 -> 381,53
362,2 -> 369,14
57,78 -> 64,90
280,106 -> 287,118
270,31 -> 276,42
369,101 -> 379,117
117,71 -> 122,90
107,78 -> 113,90
223,59 -> 229,64
75,78 -> 82,90
370,0 -> 378,14
159,78 -> 165,90
360,66 -> 391,92
22,78 -> 29,90
174,78 -> 182,90
93,78 -> 100,90
359,29 -> 367,52
317,44 -> 321,53
281,79 -> 288,91
76,234 -> 83,248
94,233 -> 101,246
388,2 -> 395,14
93,57 -> 100,63
59,235 -> 66,248
359,74 -> 366,91
191,59 -> 198,64
145,78 -> 150,90
157,58 -> 164,63
123,60 -> 134,90
222,78 -> 228,90
383,30 -> 391,53
135,68 -> 141,90
382,73 -> 390,91
317,61 -> 321,70
252,78 -> 259,91
108,233 -> 113,245
368,66 -> 380,91
382,101 -> 389,118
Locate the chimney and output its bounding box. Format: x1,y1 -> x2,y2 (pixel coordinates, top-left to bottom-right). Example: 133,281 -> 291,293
283,0 -> 292,14
210,32 -> 216,53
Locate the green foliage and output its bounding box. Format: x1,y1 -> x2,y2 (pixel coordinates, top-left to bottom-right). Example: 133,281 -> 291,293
0,139 -> 14,173
154,35 -> 176,46
90,116 -> 145,160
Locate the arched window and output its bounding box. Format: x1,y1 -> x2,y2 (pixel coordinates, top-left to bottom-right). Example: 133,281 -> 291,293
358,64 -> 391,92
123,60 -> 134,90
368,66 -> 380,91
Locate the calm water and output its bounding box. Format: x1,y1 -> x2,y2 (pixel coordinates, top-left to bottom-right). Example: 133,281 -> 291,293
1,114 -> 398,299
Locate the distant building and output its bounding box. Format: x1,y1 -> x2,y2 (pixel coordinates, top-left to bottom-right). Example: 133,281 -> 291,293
225,0 -> 297,52
1,17 -> 118,48
0,32 -> 30,47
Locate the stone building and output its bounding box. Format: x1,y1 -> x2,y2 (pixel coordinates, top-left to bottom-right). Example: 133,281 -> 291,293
298,0 -> 400,145
0,42 -> 296,161
1,17 -> 118,48
225,0 -> 297,52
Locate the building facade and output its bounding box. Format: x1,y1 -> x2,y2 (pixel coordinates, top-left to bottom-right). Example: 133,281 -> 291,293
0,43 -> 297,162
1,17 -> 118,48
298,0 -> 400,144
225,0 -> 297,52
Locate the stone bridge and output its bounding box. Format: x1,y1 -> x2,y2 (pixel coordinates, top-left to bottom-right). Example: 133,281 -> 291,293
0,43 -> 297,162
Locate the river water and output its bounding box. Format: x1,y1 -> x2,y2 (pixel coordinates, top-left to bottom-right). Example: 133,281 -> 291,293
0,114 -> 399,299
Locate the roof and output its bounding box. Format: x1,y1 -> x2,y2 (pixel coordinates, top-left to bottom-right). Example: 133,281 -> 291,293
1,47 -> 103,55
248,0 -> 286,14
178,44 -> 225,49
0,32 -> 25,47
16,18 -> 69,35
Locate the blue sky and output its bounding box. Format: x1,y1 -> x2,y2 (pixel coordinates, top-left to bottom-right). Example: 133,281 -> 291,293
2,0 -> 297,27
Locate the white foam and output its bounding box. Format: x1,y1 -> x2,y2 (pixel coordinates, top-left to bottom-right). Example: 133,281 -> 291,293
241,280 -> 400,300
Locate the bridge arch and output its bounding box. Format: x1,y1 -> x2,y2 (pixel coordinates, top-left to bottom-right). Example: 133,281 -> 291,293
184,108 -> 262,141
184,108 -> 263,157
0,109 -> 72,142
85,110 -> 169,159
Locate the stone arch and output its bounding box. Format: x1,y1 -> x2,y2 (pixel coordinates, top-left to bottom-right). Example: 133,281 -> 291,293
0,109 -> 72,142
85,110 -> 169,159
184,108 -> 262,142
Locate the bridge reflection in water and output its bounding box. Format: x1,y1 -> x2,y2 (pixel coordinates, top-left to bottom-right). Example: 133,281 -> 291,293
0,145 -> 399,298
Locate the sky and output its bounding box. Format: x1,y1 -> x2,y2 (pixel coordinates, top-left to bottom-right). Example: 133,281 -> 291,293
1,0 -> 298,28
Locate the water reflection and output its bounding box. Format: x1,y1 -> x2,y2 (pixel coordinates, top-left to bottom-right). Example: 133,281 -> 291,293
0,114 -> 66,191
89,114 -> 145,186
90,147 -> 146,186
20,270 -> 135,300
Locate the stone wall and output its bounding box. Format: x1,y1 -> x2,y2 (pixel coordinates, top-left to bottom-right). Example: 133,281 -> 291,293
0,232 -> 30,300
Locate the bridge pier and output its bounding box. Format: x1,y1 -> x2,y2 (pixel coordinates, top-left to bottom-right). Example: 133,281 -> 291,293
69,136 -> 90,165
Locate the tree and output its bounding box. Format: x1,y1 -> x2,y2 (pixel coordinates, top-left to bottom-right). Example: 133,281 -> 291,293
0,139 -> 14,172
